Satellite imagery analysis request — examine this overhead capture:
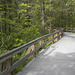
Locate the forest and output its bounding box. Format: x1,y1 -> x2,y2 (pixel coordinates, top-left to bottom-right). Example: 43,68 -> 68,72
0,0 -> 75,74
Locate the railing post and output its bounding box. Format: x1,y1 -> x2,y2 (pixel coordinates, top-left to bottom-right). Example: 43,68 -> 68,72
59,31 -> 62,38
31,45 -> 36,58
56,33 -> 59,41
39,39 -> 45,49
2,62 -> 6,71
54,34 -> 57,41
49,35 -> 54,44
0,64 -> 1,72
6,58 -> 13,75
26,45 -> 36,58
1,58 -> 13,75
55,28 -> 59,41
52,34 -> 54,44
61,29 -> 63,38
71,28 -> 72,33
26,47 -> 31,55
66,28 -> 68,32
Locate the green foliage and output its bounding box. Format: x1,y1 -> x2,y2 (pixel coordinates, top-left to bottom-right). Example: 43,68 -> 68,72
0,0 -> 75,74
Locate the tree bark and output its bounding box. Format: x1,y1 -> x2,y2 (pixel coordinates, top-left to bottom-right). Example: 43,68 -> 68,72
41,2 -> 45,35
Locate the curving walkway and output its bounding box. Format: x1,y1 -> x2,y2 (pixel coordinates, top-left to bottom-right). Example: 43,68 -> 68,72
17,32 -> 75,75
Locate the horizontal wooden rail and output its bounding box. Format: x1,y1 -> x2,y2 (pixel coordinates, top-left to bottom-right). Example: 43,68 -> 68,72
65,27 -> 75,32
65,27 -> 75,29
0,28 -> 64,75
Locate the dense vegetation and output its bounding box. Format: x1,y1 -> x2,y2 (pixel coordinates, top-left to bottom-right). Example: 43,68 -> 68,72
0,0 -> 75,74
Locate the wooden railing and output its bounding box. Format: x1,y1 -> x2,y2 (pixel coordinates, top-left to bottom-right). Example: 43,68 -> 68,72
65,27 -> 75,32
0,29 -> 64,75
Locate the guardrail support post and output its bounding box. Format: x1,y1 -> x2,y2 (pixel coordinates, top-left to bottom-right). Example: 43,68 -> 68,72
1,58 -> 13,75
61,30 -> 63,38
31,45 -> 36,58
56,33 -> 59,41
49,35 -> 54,44
0,64 -> 1,72
26,45 -> 36,58
39,40 -> 45,49
55,28 -> 58,41
6,58 -> 13,75
2,62 -> 6,71
59,31 -> 62,38
54,33 -> 58,41
52,35 -> 54,44
66,28 -> 68,32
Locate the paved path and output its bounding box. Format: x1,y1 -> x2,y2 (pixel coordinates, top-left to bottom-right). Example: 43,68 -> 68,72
17,32 -> 75,75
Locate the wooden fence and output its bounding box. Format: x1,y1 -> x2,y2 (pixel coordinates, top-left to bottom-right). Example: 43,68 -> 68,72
65,27 -> 75,32
0,29 -> 64,75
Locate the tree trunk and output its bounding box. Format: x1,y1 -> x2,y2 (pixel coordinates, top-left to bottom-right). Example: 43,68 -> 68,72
41,2 -> 45,35
4,1 -> 7,33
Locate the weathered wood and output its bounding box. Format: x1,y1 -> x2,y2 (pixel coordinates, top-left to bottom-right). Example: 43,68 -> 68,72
2,62 -> 6,71
56,33 -> 59,41
0,42 -> 47,75
0,29 -> 64,75
71,28 -> 72,33
66,28 -> 68,32
52,35 -> 54,44
65,27 -> 75,32
17,32 -> 75,75
31,45 -> 35,58
49,35 -> 54,44
39,40 -> 45,49
67,30 -> 75,32
1,58 -> 13,75
0,64 -> 1,72
0,29 -> 63,63
26,45 -> 35,58
59,32 -> 62,38
25,47 -> 31,55
54,33 -> 58,41
55,29 -> 59,41
6,58 -> 13,75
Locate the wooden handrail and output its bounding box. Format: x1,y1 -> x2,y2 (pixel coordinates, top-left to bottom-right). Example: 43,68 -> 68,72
65,27 -> 75,33
0,28 -> 64,75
